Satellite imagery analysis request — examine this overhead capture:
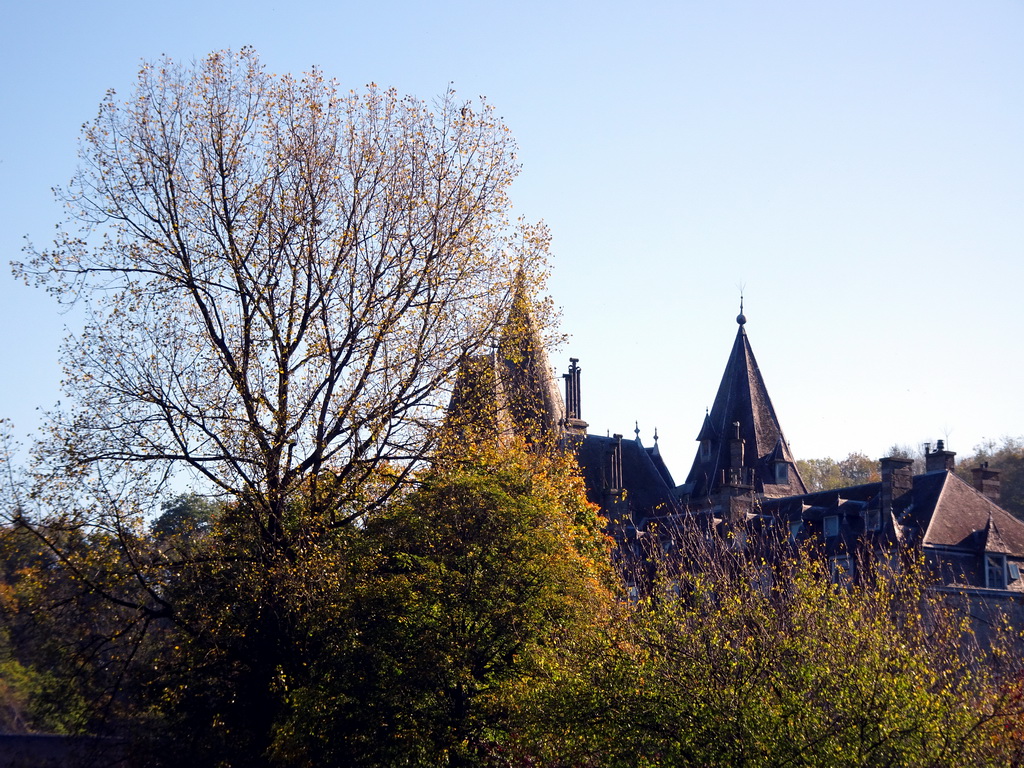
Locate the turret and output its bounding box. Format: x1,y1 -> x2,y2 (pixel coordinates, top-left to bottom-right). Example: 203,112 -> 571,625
680,302 -> 806,507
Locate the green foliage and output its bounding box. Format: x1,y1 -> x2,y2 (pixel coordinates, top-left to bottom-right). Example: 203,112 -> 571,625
0,524 -> 118,735
5,450 -> 1024,766
796,451 -> 880,492
151,493 -> 220,540
3,46 -> 560,761
0,640 -> 80,734
269,441 -> 615,766
508,533 -> 1019,768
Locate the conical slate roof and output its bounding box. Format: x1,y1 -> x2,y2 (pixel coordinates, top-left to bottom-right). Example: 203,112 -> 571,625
495,280 -> 565,439
682,311 -> 806,501
446,278 -> 564,444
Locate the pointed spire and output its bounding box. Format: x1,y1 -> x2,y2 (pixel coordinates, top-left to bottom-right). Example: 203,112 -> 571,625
696,411 -> 717,442
446,274 -> 565,445
496,274 -> 566,441
682,309 -> 806,502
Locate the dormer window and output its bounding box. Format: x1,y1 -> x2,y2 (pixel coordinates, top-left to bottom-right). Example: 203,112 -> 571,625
700,440 -> 711,461
824,515 -> 839,538
774,462 -> 789,485
986,554 -> 1007,589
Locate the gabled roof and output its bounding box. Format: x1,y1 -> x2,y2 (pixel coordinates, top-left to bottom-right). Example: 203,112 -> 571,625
983,515 -> 1014,555
682,312 -> 806,501
916,470 -> 1024,553
645,437 -> 676,489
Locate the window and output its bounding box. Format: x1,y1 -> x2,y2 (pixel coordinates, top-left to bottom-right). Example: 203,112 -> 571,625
700,440 -> 711,461
986,554 -> 1007,589
1010,562 -> 1021,582
830,555 -> 854,585
774,462 -> 789,484
789,520 -> 803,542
865,508 -> 881,533
824,515 -> 839,538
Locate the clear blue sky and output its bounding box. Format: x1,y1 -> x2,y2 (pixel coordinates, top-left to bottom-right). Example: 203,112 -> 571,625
1,0 -> 1022,475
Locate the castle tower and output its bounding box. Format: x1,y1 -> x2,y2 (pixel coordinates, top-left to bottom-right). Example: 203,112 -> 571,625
680,304 -> 806,507
445,276 -> 565,446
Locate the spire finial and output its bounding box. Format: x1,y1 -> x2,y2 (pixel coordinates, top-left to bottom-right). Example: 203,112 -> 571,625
737,294 -> 746,326
653,427 -> 659,443
634,421 -> 640,439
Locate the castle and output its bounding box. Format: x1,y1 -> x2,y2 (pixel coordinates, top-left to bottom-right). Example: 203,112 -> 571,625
449,287 -> 1024,622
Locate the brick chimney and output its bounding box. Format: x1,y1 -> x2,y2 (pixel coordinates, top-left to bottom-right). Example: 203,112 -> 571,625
972,462 -> 1001,503
924,440 -> 956,473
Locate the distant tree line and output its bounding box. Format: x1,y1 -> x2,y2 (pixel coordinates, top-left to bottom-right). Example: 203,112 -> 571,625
798,437 -> 1024,520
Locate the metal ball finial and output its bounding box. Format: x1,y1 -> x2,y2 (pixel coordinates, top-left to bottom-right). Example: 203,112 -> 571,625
737,295 -> 746,325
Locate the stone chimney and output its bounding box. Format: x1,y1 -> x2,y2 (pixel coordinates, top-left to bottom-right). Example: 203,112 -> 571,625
562,358 -> 588,438
718,421 -> 754,521
972,462 -> 1001,503
924,440 -> 956,473
880,456 -> 914,521
729,421 -> 744,469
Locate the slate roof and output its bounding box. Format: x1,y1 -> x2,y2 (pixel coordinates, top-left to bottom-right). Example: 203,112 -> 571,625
761,469 -> 1024,559
682,314 -> 806,501
645,440 -> 676,489
577,434 -> 681,526
913,470 -> 1024,553
495,280 -> 565,438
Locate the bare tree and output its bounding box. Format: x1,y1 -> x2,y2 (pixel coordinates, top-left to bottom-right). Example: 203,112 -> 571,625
15,49 -> 547,553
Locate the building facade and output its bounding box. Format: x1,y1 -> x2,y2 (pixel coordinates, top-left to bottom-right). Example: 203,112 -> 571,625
454,295 -> 1024,620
